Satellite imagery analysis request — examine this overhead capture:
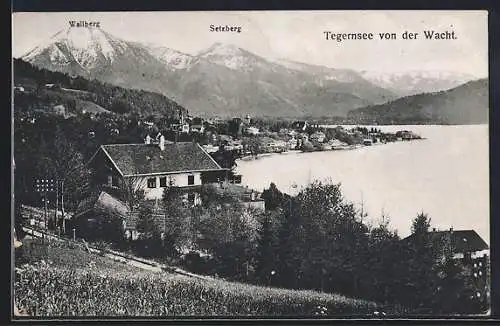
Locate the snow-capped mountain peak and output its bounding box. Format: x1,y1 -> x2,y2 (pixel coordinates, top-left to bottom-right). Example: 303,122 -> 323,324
22,26 -> 129,70
196,42 -> 259,70
198,42 -> 245,57
360,70 -> 479,96
144,45 -> 194,70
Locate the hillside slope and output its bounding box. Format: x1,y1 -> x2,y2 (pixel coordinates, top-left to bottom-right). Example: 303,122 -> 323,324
15,237 -> 396,317
347,79 -> 488,125
13,59 -> 186,117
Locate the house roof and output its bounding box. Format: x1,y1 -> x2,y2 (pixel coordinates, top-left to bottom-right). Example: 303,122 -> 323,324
74,190 -> 130,220
403,230 -> 489,253
98,142 -> 224,177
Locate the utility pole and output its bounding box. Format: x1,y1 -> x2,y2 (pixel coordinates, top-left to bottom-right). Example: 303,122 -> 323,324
35,178 -> 56,230
61,180 -> 65,234
43,193 -> 48,230
191,206 -> 196,247
55,180 -> 59,232
163,212 -> 167,248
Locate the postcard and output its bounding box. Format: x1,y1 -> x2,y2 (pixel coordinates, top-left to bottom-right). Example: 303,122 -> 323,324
11,10 -> 489,319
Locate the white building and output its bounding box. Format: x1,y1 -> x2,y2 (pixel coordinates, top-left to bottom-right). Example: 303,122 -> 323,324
88,138 -> 228,204
309,131 -> 326,143
245,126 -> 260,135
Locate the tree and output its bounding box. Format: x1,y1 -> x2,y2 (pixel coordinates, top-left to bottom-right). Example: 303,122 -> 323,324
197,202 -> 257,281
275,195 -> 305,289
81,208 -> 125,244
362,215 -> 401,303
199,184 -> 240,208
261,183 -> 285,211
274,180 -> 370,294
199,184 -> 220,207
432,239 -> 489,314
400,212 -> 441,311
255,211 -> 282,285
227,118 -> 243,138
135,202 -> 161,257
136,202 -> 158,239
51,127 -> 92,208
110,98 -> 131,114
301,140 -> 315,152
242,137 -> 261,156
161,183 -> 191,254
118,177 -> 145,211
412,211 -> 432,237
211,148 -> 238,169
24,126 -> 91,211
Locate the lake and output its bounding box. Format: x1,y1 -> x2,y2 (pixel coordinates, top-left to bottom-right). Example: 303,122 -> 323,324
235,125 -> 490,244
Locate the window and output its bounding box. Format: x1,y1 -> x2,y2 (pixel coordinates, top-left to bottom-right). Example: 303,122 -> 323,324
188,175 -> 195,185
147,177 -> 156,188
107,175 -> 113,187
159,177 -> 167,187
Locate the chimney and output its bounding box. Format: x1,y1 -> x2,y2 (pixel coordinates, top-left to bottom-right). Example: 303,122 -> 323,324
145,134 -> 151,144
159,135 -> 165,151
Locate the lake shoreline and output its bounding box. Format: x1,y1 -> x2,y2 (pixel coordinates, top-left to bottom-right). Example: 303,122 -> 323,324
236,139 -> 427,163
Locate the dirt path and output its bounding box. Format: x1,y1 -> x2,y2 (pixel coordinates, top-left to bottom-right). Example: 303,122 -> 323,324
20,226 -> 212,281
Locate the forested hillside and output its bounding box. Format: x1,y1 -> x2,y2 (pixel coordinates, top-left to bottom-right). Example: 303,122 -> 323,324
13,59 -> 187,117
347,79 -> 488,125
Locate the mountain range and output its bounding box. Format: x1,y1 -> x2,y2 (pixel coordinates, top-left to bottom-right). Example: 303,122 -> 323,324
19,26 -> 486,122
360,70 -> 479,97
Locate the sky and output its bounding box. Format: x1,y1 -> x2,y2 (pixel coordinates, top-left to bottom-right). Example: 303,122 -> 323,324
12,10 -> 488,76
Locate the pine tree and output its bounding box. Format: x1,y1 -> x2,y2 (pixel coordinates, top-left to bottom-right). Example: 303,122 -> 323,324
403,212 -> 441,311
364,215 -> 400,303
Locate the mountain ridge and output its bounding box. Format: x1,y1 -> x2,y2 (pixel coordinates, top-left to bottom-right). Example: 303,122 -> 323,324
360,70 -> 481,96
347,78 -> 489,125
18,26 -> 481,120
18,26 -> 397,118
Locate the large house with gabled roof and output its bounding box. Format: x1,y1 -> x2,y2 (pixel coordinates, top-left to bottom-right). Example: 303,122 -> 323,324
402,228 -> 489,261
88,136 -> 228,205
402,228 -> 490,301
